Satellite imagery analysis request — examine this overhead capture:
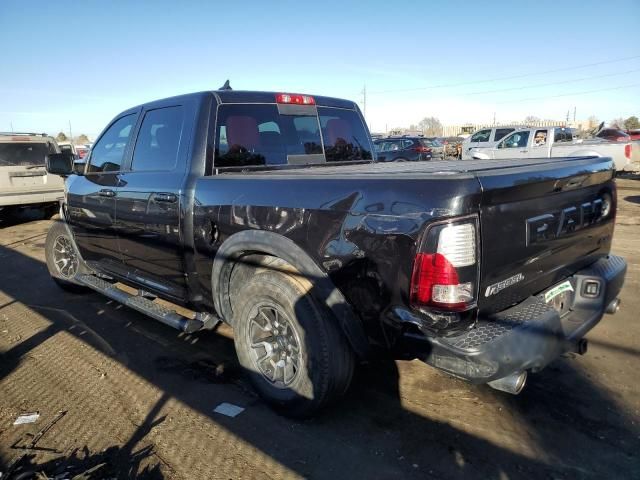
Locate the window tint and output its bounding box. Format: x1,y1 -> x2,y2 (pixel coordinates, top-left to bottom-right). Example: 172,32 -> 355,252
470,129 -> 491,142
88,114 -> 136,173
501,131 -> 530,148
318,107 -> 372,162
554,128 -> 573,143
132,106 -> 184,171
215,104 -> 323,168
402,139 -> 414,149
494,128 -> 515,141
0,142 -> 52,167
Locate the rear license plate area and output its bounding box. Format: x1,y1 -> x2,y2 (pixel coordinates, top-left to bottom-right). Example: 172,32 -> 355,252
541,280 -> 574,316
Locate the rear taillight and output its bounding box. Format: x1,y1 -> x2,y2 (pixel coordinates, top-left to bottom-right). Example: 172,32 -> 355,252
624,144 -> 631,159
410,219 -> 478,312
276,93 -> 315,105
413,146 -> 431,153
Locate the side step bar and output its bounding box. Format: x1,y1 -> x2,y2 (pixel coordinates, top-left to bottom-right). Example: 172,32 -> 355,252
77,274 -> 218,334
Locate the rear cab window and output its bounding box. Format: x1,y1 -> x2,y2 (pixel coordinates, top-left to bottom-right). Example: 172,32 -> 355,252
214,102 -> 372,169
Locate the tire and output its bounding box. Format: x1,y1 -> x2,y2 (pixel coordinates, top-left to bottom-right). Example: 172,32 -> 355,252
394,158 -> 408,162
45,221 -> 89,293
232,269 -> 354,417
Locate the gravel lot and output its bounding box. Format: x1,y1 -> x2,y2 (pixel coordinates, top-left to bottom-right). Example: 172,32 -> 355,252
1,178 -> 639,479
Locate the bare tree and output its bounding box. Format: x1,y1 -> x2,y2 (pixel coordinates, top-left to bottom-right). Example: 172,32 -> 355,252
56,132 -> 67,142
75,134 -> 90,144
610,118 -> 625,129
587,116 -> 599,130
523,115 -> 540,124
418,117 -> 443,136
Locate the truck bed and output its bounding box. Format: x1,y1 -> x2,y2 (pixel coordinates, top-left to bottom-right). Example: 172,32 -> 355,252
220,156 -> 604,177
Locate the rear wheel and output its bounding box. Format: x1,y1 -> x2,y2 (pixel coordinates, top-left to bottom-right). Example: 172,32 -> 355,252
394,157 -> 408,162
232,269 -> 354,417
45,221 -> 88,292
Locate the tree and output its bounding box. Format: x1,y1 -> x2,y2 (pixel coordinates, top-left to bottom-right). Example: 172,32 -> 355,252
624,116 -> 640,130
587,116 -> 599,130
56,132 -> 67,142
523,115 -> 540,124
75,134 -> 90,144
610,118 -> 625,129
418,117 -> 442,136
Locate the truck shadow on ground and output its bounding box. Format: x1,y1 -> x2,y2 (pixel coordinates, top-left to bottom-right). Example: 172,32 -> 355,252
0,241 -> 638,479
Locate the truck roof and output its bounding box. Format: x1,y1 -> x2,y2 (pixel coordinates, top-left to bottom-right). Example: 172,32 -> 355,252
124,90 -> 358,114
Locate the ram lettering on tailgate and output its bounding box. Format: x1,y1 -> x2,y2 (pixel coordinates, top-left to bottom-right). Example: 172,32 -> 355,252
525,195 -> 611,246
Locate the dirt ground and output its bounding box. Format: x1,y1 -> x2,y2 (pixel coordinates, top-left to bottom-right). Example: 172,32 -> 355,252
0,178 -> 639,480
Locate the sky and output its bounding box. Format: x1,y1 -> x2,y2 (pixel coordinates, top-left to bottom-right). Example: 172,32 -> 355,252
0,0 -> 639,138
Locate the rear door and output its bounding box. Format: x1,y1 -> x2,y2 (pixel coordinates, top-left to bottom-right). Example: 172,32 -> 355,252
66,113 -> 138,271
476,156 -> 616,313
114,102 -> 190,301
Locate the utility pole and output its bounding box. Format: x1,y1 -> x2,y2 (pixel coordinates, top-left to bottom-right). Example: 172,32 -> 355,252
68,120 -> 73,145
493,112 -> 496,125
573,106 -> 576,123
10,122 -> 14,133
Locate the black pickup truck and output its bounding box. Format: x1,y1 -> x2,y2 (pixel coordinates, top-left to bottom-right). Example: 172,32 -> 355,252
44,89 -> 626,417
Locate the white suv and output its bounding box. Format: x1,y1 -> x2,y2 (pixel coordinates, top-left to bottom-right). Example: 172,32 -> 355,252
0,132 -> 65,220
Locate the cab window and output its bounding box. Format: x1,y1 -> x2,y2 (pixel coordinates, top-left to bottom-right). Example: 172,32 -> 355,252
215,104 -> 323,168
533,129 -> 548,147
499,131 -> 530,148
470,129 -> 491,142
131,106 -> 184,171
87,114 -> 136,173
493,128 -> 515,142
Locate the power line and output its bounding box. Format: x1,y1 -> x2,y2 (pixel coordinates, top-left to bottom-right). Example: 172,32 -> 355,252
461,68 -> 640,96
496,82 -> 640,104
368,55 -> 640,95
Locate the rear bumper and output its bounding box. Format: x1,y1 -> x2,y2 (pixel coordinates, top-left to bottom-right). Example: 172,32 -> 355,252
0,189 -> 64,207
398,255 -> 627,383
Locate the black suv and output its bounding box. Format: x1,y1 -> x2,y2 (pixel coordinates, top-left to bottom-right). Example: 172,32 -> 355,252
373,136 -> 432,162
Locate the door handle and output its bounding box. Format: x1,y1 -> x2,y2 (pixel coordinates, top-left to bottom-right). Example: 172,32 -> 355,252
99,189 -> 116,197
519,150 -> 528,153
153,193 -> 177,203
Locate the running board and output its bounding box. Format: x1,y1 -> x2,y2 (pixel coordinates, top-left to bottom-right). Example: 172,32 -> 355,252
77,274 -> 217,334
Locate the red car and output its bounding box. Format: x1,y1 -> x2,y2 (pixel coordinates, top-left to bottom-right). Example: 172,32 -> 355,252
626,129 -> 640,141
596,128 -> 631,142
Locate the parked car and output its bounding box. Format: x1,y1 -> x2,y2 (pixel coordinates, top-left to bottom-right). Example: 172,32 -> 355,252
461,126 -> 522,159
0,132 -> 65,220
625,129 -> 640,141
76,145 -> 90,159
44,89 -> 626,417
374,136 -> 432,161
468,126 -> 639,172
596,128 -> 631,142
421,137 -> 445,159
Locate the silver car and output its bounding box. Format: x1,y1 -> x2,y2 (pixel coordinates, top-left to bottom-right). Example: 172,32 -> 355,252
0,132 -> 65,220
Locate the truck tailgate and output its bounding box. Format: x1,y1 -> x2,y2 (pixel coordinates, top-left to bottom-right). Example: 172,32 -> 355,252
475,156 -> 616,314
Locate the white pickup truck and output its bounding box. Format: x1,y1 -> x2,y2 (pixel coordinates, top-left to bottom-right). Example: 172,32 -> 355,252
469,127 -> 640,172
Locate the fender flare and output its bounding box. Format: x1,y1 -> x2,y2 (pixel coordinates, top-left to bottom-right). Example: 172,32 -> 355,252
211,229 -> 369,357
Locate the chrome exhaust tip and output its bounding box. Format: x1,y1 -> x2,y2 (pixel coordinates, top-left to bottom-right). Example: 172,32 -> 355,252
488,371 -> 527,395
605,298 -> 621,314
